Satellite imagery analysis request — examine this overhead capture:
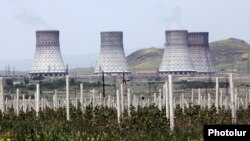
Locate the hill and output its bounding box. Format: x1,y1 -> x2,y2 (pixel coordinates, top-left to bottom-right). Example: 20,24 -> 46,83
210,38 -> 250,73
126,38 -> 250,73
126,47 -> 163,71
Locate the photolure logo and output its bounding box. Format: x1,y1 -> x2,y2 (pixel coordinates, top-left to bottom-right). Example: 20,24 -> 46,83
204,125 -> 250,141
208,129 -> 247,136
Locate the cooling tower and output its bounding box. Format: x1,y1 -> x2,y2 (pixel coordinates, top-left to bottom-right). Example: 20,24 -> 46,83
159,30 -> 195,74
94,31 -> 130,75
29,30 -> 66,77
188,32 -> 214,73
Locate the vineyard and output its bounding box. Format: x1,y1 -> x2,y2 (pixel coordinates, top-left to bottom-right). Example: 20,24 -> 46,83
0,74 -> 250,140
0,105 -> 249,141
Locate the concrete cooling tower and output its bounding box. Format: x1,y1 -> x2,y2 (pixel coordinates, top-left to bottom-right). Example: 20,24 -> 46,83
29,30 -> 66,78
94,31 -> 130,75
159,30 -> 195,74
188,32 -> 214,73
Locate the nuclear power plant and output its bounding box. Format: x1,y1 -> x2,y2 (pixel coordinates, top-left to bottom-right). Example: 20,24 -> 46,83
29,30 -> 67,78
27,29 -> 214,78
159,30 -> 214,74
94,32 -> 131,75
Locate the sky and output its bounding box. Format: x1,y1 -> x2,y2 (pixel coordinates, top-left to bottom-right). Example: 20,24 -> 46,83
0,0 -> 250,64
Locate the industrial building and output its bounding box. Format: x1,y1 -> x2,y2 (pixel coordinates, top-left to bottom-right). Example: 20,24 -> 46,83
188,32 -> 214,73
159,30 -> 214,74
29,30 -> 67,78
159,30 -> 196,74
94,32 -> 131,75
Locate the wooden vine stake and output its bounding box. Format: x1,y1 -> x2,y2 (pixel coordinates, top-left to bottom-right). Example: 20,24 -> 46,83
66,75 -> 70,121
168,74 -> 174,133
35,83 -> 40,117
229,73 -> 236,124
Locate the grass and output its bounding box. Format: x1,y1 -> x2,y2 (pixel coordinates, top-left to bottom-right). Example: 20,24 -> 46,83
131,57 -> 162,70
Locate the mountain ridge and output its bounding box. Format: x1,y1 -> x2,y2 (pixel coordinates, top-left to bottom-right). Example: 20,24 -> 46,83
126,38 -> 250,73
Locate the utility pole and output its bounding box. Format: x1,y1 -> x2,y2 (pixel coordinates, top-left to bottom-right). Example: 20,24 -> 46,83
102,71 -> 105,98
122,71 -> 126,86
7,65 -> 10,76
122,71 -> 131,94
13,66 -> 15,78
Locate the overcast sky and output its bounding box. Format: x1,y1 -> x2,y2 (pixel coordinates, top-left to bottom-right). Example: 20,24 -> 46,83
0,0 -> 250,60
